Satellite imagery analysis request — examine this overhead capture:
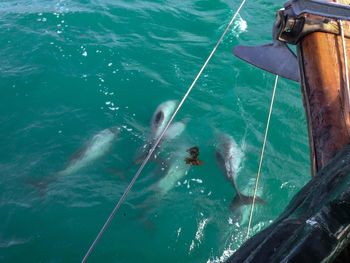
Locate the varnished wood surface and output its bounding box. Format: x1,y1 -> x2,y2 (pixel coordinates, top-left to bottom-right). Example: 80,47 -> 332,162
299,4 -> 350,176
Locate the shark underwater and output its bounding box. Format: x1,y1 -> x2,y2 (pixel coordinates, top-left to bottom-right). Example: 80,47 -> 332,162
58,126 -> 121,177
133,100 -> 186,165
215,133 -> 267,212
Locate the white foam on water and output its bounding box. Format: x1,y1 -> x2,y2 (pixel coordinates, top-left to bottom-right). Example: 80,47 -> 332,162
206,248 -> 235,263
232,14 -> 247,38
189,218 -> 209,253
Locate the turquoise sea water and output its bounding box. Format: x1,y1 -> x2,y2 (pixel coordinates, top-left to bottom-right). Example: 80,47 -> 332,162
0,0 -> 310,262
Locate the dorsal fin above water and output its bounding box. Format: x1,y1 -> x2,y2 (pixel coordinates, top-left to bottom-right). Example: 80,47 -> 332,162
233,41 -> 300,82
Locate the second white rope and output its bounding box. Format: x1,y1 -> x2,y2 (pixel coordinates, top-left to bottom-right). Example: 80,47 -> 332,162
246,75 -> 279,239
337,0 -> 350,116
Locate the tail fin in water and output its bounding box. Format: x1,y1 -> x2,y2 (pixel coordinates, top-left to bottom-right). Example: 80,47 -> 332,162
25,176 -> 57,197
230,193 -> 268,212
105,168 -> 128,182
133,153 -> 165,166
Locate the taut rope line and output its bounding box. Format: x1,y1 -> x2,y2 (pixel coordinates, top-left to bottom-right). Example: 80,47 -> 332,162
81,2 -> 248,262
337,0 -> 350,116
246,75 -> 279,239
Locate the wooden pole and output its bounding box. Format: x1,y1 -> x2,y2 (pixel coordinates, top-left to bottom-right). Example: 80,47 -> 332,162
298,1 -> 350,176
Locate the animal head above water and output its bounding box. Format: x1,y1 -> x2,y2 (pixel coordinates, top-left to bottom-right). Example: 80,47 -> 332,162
150,100 -> 178,139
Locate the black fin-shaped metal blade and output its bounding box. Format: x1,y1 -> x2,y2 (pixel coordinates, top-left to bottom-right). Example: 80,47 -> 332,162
233,42 -> 300,82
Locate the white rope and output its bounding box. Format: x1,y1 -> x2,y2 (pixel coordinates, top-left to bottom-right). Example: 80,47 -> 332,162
246,75 -> 278,239
337,3 -> 350,116
81,3 -> 248,262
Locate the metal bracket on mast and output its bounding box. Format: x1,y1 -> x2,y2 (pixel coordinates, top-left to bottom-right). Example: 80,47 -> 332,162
285,0 -> 350,21
276,8 -> 350,45
233,0 -> 350,82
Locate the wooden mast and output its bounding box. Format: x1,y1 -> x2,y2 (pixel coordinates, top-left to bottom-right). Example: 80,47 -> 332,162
298,0 -> 350,176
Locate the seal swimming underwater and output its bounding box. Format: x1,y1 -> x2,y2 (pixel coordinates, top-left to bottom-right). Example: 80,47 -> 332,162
215,133 -> 267,211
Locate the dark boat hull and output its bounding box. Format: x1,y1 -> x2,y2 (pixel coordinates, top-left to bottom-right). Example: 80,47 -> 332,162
226,143 -> 350,263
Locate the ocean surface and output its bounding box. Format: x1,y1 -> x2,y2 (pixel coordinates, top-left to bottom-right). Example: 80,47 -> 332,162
0,0 -> 310,262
